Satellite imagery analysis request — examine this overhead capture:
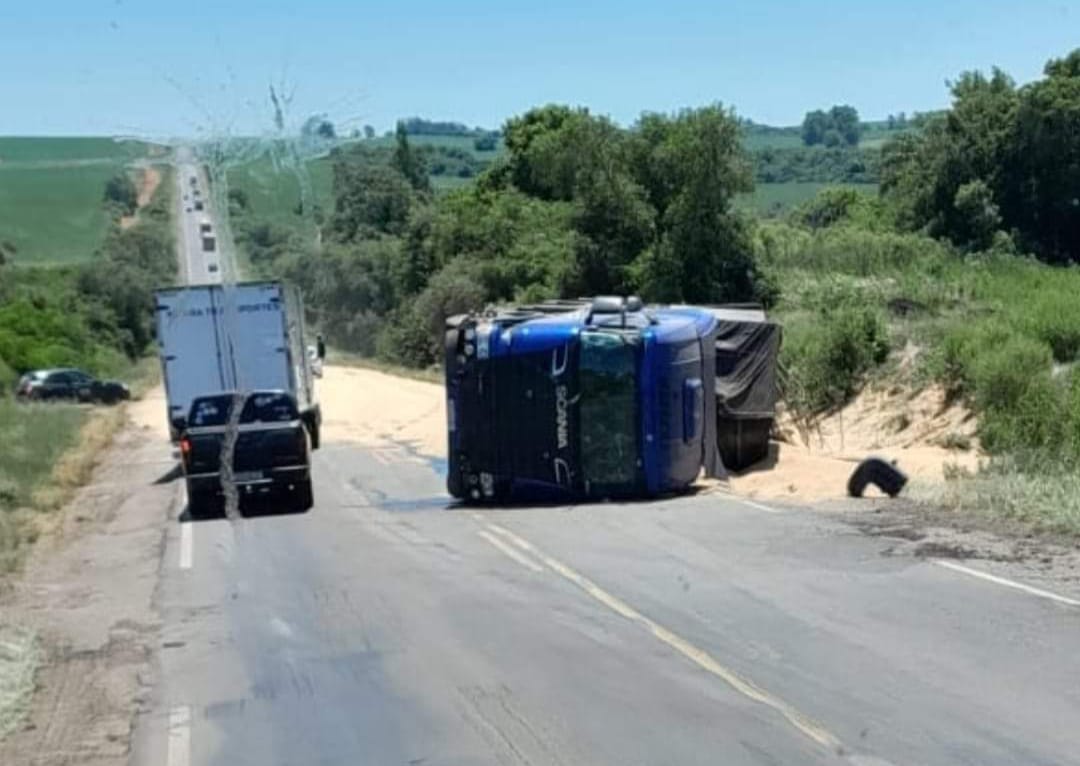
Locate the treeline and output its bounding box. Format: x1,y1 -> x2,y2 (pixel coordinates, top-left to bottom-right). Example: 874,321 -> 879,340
752,146 -> 879,185
0,171 -> 176,391
399,117 -> 490,136
233,105 -> 773,367
881,50 -> 1080,263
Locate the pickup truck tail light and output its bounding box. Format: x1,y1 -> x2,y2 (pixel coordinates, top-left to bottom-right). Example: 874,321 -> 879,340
179,436 -> 192,464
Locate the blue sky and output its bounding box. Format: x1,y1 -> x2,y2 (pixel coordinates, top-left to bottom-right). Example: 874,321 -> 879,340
1,0 -> 1077,137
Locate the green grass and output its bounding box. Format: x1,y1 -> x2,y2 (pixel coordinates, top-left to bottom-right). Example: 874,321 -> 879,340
0,137 -> 159,264
737,182 -> 828,214
0,400 -> 87,512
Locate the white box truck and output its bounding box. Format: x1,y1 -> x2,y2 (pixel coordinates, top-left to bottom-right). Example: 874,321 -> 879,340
154,281 -> 321,447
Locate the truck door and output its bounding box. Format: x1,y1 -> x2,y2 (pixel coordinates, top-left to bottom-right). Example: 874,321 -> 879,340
216,284 -> 291,393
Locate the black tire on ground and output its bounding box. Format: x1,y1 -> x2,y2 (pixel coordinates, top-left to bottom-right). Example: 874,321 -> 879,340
292,480 -> 314,511
309,422 -> 320,450
847,457 -> 908,498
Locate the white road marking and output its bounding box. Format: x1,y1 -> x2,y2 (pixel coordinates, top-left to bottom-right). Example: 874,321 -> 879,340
179,522 -> 192,570
736,497 -> 783,514
934,560 -> 1080,607
166,705 -> 191,766
486,522 -> 843,751
477,530 -> 544,572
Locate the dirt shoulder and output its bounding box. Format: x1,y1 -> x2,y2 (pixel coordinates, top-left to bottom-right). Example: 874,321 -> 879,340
120,166 -> 162,230
0,388 -> 177,766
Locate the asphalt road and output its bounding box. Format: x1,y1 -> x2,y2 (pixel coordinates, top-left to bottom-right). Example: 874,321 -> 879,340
127,155 -> 1080,766
174,149 -> 219,286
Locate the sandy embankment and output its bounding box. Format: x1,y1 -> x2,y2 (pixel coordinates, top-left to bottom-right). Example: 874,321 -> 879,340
731,384 -> 982,502
317,365 -> 981,503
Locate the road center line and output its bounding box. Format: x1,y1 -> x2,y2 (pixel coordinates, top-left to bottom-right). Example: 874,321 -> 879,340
933,560 -> 1080,607
166,705 -> 191,766
485,522 -> 842,752
477,530 -> 544,572
179,521 -> 192,570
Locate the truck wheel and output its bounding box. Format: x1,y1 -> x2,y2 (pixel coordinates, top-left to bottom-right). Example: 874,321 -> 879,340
309,422 -> 320,450
292,480 -> 314,512
187,487 -> 216,518
847,457 -> 908,498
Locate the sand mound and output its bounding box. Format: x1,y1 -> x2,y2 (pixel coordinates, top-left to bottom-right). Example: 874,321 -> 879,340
730,383 -> 981,502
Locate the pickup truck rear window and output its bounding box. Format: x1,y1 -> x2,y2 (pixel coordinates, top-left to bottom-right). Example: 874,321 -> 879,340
188,393 -> 299,427
240,393 -> 299,423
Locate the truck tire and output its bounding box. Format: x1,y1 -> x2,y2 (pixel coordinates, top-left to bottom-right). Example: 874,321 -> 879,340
847,457 -> 908,498
292,480 -> 314,512
309,421 -> 320,450
187,487 -> 216,518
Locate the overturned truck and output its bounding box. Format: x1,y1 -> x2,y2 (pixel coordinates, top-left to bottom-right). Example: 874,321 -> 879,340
444,297 -> 779,504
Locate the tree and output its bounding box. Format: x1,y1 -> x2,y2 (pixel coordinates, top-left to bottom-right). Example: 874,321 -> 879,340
882,67 -> 1018,247
829,105 -> 861,145
301,114 -> 336,140
103,173 -> 138,215
330,157 -> 418,241
363,125 -> 376,140
801,110 -> 830,146
1001,50 -> 1080,263
393,122 -> 430,193
801,105 -> 861,146
628,106 -> 761,303
473,132 -> 498,151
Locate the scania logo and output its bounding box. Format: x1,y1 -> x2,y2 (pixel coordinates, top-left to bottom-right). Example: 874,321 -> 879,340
555,384 -> 570,449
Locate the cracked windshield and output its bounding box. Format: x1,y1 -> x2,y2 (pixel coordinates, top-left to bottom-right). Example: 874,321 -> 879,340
2,1 -> 1080,764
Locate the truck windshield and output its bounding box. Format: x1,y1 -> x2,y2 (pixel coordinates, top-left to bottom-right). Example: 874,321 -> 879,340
578,332 -> 639,494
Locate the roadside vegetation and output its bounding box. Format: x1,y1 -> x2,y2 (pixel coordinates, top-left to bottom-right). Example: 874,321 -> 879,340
227,47 -> 1080,533
0,158 -> 175,567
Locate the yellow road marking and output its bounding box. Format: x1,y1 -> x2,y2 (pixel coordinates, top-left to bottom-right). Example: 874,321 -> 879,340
477,530 -> 544,572
486,522 -> 842,752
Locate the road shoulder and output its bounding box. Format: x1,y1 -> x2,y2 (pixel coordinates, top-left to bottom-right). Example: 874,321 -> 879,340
0,397 -> 177,766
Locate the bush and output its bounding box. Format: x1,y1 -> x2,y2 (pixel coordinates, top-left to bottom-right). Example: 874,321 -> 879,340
377,264 -> 486,367
782,303 -> 890,415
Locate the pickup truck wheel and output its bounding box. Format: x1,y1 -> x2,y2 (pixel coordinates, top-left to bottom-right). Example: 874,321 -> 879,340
292,480 -> 314,512
309,422 -> 320,450
187,488 -> 216,518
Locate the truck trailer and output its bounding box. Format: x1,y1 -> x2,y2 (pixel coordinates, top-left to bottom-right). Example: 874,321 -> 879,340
154,281 -> 321,448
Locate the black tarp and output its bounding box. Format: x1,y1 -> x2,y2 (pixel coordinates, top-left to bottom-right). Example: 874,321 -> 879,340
709,306 -> 781,470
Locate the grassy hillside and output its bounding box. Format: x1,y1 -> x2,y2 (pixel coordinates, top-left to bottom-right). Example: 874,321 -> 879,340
0,137 -> 160,264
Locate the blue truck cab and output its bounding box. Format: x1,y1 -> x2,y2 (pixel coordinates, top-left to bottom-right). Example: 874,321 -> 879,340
445,297 -> 724,503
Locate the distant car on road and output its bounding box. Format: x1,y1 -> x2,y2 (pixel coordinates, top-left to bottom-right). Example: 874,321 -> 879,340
194,200 -> 204,211
208,262 -> 219,273
15,369 -> 130,404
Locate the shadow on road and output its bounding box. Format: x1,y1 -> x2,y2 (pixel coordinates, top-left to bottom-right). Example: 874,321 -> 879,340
154,462 -> 184,485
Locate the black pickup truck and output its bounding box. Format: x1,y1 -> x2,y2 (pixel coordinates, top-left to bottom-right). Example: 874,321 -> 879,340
179,391 -> 314,516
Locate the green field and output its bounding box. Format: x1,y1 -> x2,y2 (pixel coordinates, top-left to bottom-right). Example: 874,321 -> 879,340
738,182 -> 879,214
367,132 -> 505,158
226,152 -> 334,227
0,137 -> 159,264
